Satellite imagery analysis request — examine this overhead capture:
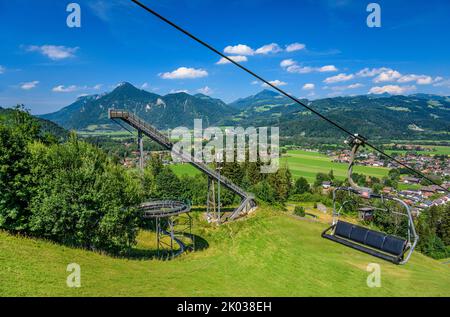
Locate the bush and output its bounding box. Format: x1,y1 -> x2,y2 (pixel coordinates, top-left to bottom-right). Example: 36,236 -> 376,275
294,206 -> 306,217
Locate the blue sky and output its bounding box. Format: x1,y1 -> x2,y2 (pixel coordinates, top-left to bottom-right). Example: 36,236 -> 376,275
1,0 -> 450,115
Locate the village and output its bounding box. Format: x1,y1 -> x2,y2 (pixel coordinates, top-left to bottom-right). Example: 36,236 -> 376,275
328,146 -> 450,216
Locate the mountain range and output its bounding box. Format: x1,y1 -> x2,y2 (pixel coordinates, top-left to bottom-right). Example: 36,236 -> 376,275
37,82 -> 450,141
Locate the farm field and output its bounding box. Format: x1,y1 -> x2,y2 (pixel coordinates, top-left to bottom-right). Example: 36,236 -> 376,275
169,150 -> 390,183
1,207 -> 449,297
281,150 -> 389,183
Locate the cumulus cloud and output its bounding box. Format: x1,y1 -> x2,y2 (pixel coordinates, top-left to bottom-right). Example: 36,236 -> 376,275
281,59 -> 338,74
302,83 -> 315,90
323,73 -> 354,84
20,81 -> 39,90
52,85 -> 79,93
286,65 -> 314,74
223,44 -> 254,56
373,69 -> 402,83
170,89 -> 189,94
26,45 -> 79,60
141,82 -> 150,89
216,55 -> 248,65
325,83 -> 364,91
433,78 -> 450,87
369,85 -> 416,95
356,67 -> 390,77
318,65 -> 338,72
197,86 -> 213,95
285,42 -> 306,52
280,59 -> 296,68
398,74 -> 434,85
347,83 -> 364,89
263,80 -> 287,87
0,65 -> 5,74
160,67 -> 208,79
255,43 -> 282,55
357,67 -> 440,86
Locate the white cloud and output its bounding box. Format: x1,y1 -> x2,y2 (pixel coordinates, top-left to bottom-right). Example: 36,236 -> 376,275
285,42 -> 306,52
433,78 -> 450,87
325,83 -> 364,91
286,65 -> 314,74
255,43 -> 282,55
347,83 -> 364,89
52,85 -> 79,93
216,55 -> 248,65
302,83 -> 315,90
170,89 -> 189,94
369,85 -> 416,95
0,65 -> 5,74
197,86 -> 213,95
323,73 -> 354,84
26,45 -> 79,60
159,67 -> 208,79
263,80 -> 287,87
281,59 -> 337,74
398,74 -> 433,85
223,44 -> 254,56
93,84 -> 103,90
141,82 -> 150,89
280,59 -> 296,68
318,65 -> 338,72
20,81 -> 39,90
356,67 -> 390,77
373,69 -> 402,83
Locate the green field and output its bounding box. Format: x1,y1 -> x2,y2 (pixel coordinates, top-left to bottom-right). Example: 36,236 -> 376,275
281,150 -> 389,183
1,207 -> 449,296
170,163 -> 200,177
169,150 -> 390,183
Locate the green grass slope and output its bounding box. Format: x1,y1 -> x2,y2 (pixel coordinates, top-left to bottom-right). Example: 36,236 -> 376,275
1,208 -> 449,297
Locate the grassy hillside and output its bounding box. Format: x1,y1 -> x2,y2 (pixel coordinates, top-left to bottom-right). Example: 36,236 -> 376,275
1,207 -> 449,297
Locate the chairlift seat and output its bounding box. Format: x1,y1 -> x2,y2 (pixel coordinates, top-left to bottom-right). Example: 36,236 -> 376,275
322,220 -> 408,264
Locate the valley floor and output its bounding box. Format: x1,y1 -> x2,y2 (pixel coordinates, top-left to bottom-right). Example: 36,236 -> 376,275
1,207 -> 449,297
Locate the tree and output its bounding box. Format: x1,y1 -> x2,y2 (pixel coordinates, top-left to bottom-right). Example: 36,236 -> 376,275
293,177 -> 310,195
267,166 -> 292,202
251,180 -> 276,203
0,107 -> 39,232
29,135 -> 142,254
314,172 -> 330,187
152,167 -> 182,200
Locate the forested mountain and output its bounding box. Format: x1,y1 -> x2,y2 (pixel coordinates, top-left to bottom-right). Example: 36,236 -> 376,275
40,82 -> 237,130
38,83 -> 450,141
0,106 -> 69,140
224,92 -> 450,141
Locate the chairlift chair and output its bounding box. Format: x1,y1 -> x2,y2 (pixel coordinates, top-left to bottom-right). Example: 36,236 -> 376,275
321,135 -> 419,265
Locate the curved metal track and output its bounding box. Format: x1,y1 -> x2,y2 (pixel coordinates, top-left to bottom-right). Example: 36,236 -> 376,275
139,200 -> 192,259
140,200 -> 191,218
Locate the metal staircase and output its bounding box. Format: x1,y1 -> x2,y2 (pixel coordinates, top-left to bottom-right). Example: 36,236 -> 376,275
109,109 -> 256,220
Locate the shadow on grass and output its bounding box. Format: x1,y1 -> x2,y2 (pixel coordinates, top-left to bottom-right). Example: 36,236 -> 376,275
124,232 -> 209,261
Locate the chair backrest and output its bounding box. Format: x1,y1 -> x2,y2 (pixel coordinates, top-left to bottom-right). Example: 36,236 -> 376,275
334,221 -> 407,256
